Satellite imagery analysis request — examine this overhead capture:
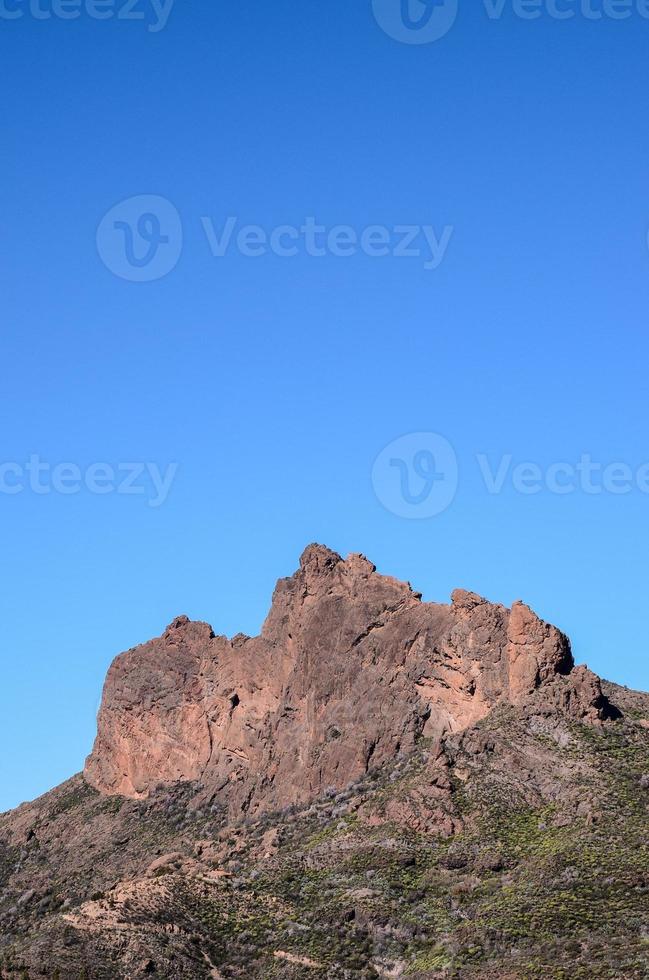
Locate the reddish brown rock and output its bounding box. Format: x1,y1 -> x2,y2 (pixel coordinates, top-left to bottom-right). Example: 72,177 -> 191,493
84,544 -> 612,813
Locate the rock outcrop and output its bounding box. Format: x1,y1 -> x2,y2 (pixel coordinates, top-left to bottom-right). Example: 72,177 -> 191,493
84,544 -> 612,812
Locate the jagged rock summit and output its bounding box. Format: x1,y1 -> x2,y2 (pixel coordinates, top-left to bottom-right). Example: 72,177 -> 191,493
84,544 -> 611,812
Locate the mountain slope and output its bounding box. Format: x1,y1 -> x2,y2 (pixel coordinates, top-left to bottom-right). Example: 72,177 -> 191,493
0,547 -> 647,979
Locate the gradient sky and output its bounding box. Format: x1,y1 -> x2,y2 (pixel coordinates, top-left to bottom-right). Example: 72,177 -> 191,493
2,0 -> 649,812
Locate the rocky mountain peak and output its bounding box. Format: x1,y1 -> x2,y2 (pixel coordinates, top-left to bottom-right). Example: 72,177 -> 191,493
2,547 -> 644,980
83,545 -> 612,812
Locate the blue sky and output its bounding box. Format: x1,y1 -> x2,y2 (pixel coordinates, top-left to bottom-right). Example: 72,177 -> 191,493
2,0 -> 649,811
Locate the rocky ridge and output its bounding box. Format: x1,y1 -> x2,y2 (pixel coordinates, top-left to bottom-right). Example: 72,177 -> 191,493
84,544 -> 613,815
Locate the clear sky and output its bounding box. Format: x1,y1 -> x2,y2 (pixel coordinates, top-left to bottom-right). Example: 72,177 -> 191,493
2,0 -> 649,812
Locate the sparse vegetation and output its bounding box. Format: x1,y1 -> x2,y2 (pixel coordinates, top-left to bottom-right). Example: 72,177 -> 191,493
1,687 -> 648,978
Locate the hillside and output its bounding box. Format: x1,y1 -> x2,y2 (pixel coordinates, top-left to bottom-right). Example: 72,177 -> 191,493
1,547 -> 647,979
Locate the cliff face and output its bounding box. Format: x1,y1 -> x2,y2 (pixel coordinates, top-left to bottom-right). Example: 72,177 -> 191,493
84,544 -> 610,813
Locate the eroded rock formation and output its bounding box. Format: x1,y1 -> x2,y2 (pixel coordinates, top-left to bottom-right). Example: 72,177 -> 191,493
84,544 -> 611,812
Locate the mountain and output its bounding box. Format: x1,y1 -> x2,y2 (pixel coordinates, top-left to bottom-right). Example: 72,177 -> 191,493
1,545 -> 647,979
